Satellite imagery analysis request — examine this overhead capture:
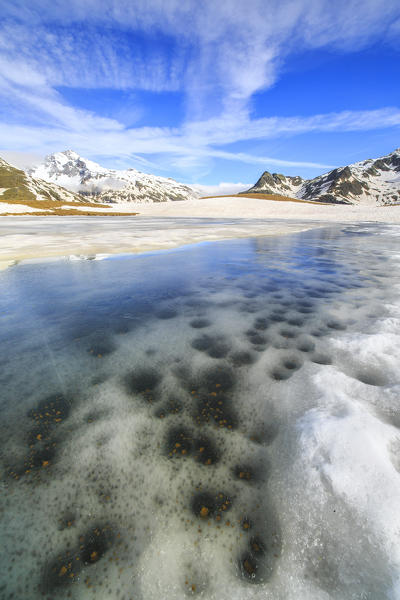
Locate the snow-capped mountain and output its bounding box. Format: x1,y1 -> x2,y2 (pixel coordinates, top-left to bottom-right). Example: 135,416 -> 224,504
0,156 -> 88,207
247,148 -> 400,205
29,150 -> 198,204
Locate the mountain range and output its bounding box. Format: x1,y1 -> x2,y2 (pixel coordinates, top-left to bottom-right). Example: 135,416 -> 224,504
246,148 -> 400,205
1,148 -> 400,214
29,150 -> 198,204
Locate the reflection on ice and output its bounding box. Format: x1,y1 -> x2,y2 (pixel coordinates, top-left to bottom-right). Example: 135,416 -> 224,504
0,223 -> 400,599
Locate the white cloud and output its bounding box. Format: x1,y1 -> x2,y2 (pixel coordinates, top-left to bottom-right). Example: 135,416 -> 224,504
2,0 -> 399,102
1,106 -> 397,175
0,150 -> 45,170
191,182 -> 252,197
0,0 -> 399,179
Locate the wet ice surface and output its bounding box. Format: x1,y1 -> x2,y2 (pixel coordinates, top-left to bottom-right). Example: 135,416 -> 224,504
0,223 -> 400,600
0,215 -> 313,268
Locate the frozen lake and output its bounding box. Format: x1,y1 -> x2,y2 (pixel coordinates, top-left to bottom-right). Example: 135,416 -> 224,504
0,215 -> 314,269
0,223 -> 400,599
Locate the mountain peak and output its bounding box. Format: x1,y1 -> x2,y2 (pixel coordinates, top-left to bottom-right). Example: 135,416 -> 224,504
29,151 -> 198,203
247,147 -> 400,206
0,153 -> 88,209
62,149 -> 80,158
49,149 -> 81,163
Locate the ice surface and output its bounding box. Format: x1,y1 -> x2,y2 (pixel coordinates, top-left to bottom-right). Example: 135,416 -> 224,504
0,223 -> 399,599
0,216 -> 313,269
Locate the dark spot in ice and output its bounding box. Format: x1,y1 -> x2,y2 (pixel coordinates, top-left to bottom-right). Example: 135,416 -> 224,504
15,394 -> 73,476
270,313 -> 285,323
296,339 -> 316,353
279,328 -> 298,339
239,553 -> 259,581
311,353 -> 332,365
286,317 -> 304,327
262,284 -> 279,292
194,392 -> 237,430
248,333 -> 268,346
113,318 -> 132,334
91,373 -> 109,386
238,532 -> 278,584
155,398 -> 183,419
58,512 -> 76,531
29,444 -> 57,468
207,343 -> 230,359
193,435 -> 219,465
191,492 -> 216,518
190,318 -> 211,329
125,368 -> 162,402
201,365 -> 236,394
42,550 -> 80,592
310,329 -> 329,338
250,536 -> 266,556
166,427 -> 193,457
191,491 -> 232,519
241,517 -> 253,531
28,394 -> 71,424
239,302 -> 259,314
270,367 -> 292,381
297,306 -> 315,314
233,464 -> 259,483
185,298 -> 211,309
80,524 -> 115,565
326,320 -> 347,331
298,301 -> 314,309
156,308 -> 178,320
282,356 -> 302,371
178,365 -> 237,428
271,338 -> 291,350
41,524 -> 114,593
87,334 -> 116,357
355,372 -> 387,387
230,350 -> 257,367
191,335 -> 229,359
253,318 -> 269,331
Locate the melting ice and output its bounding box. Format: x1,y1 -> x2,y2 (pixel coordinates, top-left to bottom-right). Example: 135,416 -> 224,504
0,223 -> 400,600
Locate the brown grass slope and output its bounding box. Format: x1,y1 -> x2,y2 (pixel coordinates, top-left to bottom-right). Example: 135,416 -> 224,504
0,157 -> 138,215
200,192 -> 332,205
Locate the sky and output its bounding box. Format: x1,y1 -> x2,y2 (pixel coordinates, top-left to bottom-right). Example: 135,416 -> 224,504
0,0 -> 399,192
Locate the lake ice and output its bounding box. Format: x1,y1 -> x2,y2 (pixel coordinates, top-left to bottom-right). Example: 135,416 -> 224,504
0,223 -> 399,600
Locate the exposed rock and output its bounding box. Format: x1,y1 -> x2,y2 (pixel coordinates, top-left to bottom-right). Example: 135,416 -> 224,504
246,148 -> 400,206
29,150 -> 199,205
0,157 -> 92,211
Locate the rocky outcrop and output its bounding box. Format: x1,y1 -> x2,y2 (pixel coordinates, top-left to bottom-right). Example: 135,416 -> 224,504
0,157 -> 88,207
246,148 -> 400,205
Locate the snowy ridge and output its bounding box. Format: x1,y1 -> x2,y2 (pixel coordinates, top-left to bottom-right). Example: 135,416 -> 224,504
247,148 -> 400,205
0,156 -> 87,206
30,150 -> 199,204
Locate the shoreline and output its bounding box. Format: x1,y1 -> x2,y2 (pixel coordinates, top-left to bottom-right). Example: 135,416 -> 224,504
1,195 -> 399,270
0,215 -> 320,270
1,194 -> 400,221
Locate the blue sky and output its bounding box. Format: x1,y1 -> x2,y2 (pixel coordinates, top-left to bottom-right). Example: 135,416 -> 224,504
0,0 -> 399,192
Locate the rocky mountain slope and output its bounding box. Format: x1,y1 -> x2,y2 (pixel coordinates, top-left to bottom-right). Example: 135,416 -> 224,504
30,150 -> 198,204
247,148 -> 400,205
0,157 -> 97,210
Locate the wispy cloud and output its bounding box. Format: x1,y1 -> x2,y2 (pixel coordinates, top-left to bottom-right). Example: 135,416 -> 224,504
191,182 -> 252,197
1,0 -> 400,179
1,106 -> 398,171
